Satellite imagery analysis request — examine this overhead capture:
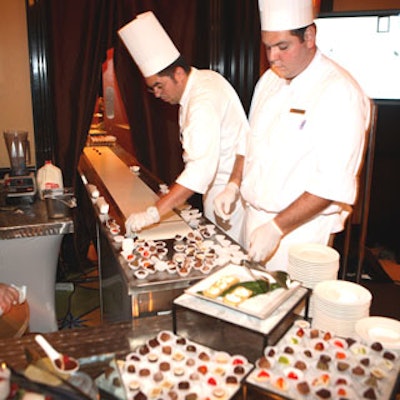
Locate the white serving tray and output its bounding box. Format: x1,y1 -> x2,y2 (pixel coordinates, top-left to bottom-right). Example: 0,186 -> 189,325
185,264 -> 301,319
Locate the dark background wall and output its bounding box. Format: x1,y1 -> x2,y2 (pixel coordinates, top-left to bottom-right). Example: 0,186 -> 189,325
367,102 -> 400,256
20,0 -> 400,264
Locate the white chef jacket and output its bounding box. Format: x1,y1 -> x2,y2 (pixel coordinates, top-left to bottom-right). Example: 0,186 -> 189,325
241,50 -> 370,270
176,68 -> 249,242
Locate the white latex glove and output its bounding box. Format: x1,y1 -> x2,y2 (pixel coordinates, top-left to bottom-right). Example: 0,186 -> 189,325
248,219 -> 283,263
125,206 -> 160,235
213,182 -> 240,220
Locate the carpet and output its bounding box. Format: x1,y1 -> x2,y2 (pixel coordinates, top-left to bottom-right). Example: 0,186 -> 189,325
55,267 -> 101,330
368,247 -> 400,284
378,259 -> 400,284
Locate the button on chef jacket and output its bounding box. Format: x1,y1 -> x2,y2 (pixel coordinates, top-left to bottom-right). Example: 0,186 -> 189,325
176,68 -> 249,236
241,50 -> 370,234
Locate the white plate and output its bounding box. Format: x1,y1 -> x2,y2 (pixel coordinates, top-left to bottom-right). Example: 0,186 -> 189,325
288,243 -> 339,264
355,316 -> 400,349
313,280 -> 372,306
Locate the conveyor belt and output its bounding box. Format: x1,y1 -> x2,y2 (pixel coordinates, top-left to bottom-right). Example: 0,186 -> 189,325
83,146 -> 192,240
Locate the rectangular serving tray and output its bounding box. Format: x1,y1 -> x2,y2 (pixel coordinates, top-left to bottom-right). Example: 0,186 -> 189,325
185,264 -> 301,319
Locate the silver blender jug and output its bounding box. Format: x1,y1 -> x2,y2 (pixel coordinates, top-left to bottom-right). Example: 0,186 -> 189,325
3,130 -> 31,176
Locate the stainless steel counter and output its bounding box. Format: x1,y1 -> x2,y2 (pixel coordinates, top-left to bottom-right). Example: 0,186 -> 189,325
0,197 -> 74,239
78,146 -> 310,340
0,184 -> 74,332
78,145 -> 222,321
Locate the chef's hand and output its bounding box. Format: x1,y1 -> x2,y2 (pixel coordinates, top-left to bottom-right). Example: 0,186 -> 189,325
125,206 -> 160,235
214,182 -> 239,220
248,219 -> 283,262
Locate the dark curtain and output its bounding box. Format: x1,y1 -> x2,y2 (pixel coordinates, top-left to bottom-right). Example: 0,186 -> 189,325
209,0 -> 261,113
46,0 -> 116,271
113,1 -> 207,186
47,0 -> 116,188
39,0 -> 259,271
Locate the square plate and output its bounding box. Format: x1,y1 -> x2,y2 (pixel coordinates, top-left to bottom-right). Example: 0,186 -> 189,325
185,264 -> 301,319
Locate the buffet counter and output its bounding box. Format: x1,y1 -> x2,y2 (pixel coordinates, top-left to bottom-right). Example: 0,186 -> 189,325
78,146 -> 309,324
0,185 -> 74,333
78,145 -> 208,321
0,310 -> 399,400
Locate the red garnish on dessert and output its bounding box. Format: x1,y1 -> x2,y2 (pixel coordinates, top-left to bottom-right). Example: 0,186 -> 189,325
197,365 -> 208,375
287,371 -> 299,380
207,377 -> 217,386
314,342 -> 325,351
296,328 -> 305,337
323,332 -> 332,341
275,377 -> 286,390
258,370 -> 270,378
336,351 -> 346,359
333,339 -> 344,348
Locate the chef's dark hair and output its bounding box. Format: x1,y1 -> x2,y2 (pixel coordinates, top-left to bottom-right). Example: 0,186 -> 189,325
290,22 -> 316,42
157,55 -> 191,78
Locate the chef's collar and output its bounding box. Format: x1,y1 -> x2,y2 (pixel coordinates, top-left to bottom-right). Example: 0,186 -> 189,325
285,49 -> 321,89
179,67 -> 196,107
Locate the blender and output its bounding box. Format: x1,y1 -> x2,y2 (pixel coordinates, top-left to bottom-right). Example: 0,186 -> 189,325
3,130 -> 37,204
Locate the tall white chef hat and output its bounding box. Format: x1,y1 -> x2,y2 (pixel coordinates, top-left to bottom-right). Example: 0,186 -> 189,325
118,11 -> 180,78
258,0 -> 315,31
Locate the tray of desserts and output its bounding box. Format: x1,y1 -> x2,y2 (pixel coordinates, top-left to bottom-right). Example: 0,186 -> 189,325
245,321 -> 400,400
95,330 -> 253,400
185,264 -> 301,319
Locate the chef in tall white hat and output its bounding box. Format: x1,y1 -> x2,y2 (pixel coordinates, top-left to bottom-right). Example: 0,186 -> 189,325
258,0 -> 314,31
119,12 -> 249,243
214,0 -> 371,270
118,11 -> 180,78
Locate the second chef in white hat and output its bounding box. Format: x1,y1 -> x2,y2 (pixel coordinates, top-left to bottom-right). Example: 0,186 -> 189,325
214,0 -> 371,271
119,11 -> 250,244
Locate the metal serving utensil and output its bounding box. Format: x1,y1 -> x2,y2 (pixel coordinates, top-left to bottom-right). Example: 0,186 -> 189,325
240,259 -> 290,289
240,259 -> 269,282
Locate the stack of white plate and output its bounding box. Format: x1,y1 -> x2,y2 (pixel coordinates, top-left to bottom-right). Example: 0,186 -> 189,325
312,280 -> 372,337
288,243 -> 340,317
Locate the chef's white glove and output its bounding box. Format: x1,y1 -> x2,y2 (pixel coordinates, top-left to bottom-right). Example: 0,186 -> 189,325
125,206 -> 160,235
248,219 -> 283,262
213,182 -> 239,220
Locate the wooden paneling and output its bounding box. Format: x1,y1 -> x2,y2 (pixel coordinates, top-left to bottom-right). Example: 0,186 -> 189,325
333,0 -> 400,11
0,0 -> 35,170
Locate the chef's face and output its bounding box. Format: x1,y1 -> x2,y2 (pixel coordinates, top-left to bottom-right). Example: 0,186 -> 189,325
262,25 -> 316,81
145,67 -> 186,105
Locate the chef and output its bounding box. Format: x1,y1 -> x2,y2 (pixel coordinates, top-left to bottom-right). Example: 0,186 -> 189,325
119,11 -> 249,243
214,0 -> 371,270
